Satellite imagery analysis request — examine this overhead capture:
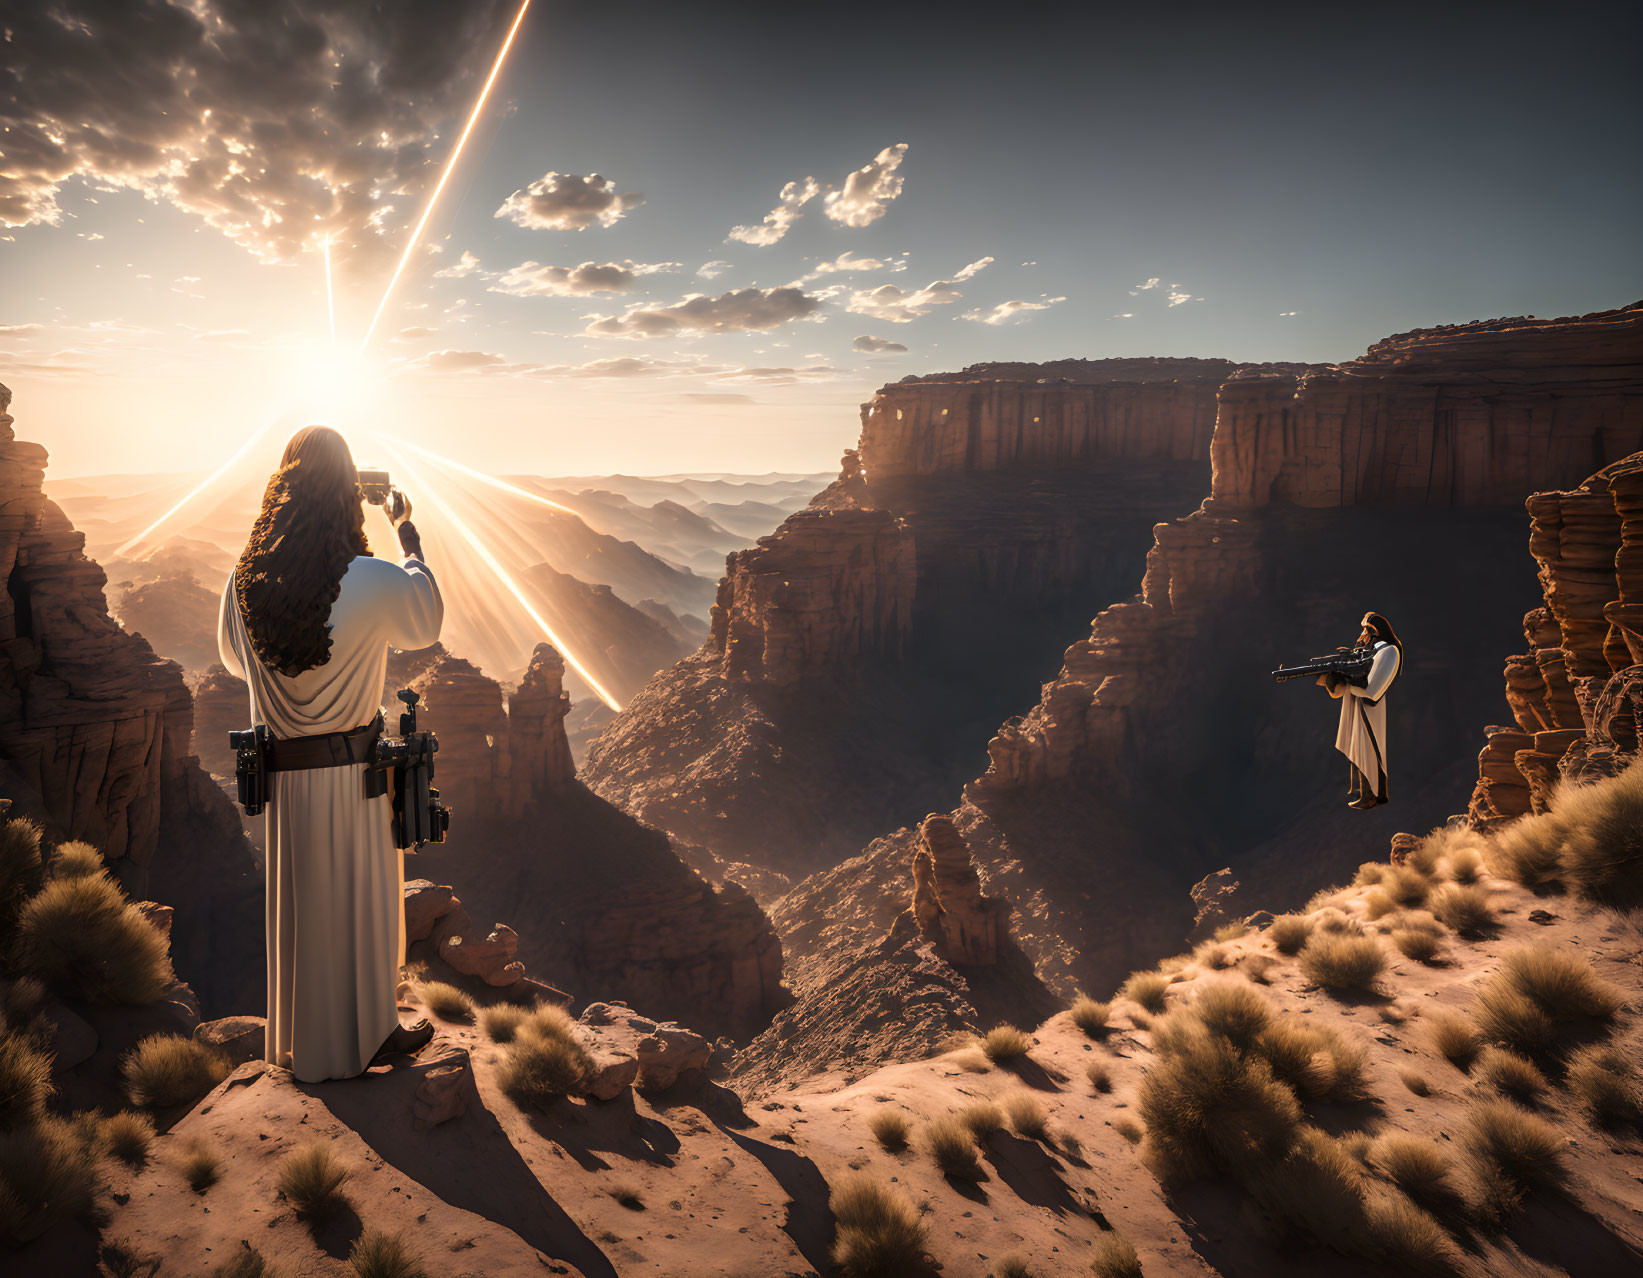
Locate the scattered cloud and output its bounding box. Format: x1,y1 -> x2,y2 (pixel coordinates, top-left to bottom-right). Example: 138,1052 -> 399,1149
727,178 -> 819,246
534,355 -> 713,379
796,250 -> 904,284
713,364 -> 841,385
1112,312 -> 1134,319
1129,276 -> 1202,307
494,173 -> 645,231
416,349 -> 509,372
393,326 -> 439,341
585,286 -> 823,339
1167,290 -> 1199,307
853,334 -> 908,353
823,143 -> 908,228
963,296 -> 1067,325
434,250 -> 482,279
0,0 -> 518,264
845,257 -> 993,323
696,260 -> 732,279
683,392 -> 755,405
490,259 -> 678,298
1279,310 -> 1298,317
1130,277 -> 1163,294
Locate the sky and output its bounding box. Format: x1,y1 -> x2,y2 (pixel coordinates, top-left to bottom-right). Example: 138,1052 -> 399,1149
2,0 -> 1640,480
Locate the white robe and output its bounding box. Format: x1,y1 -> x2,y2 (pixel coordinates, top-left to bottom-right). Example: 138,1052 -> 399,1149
1332,640 -> 1399,782
217,552 -> 443,1082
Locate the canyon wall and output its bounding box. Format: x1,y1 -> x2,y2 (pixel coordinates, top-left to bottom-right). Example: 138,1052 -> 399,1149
586,359 -> 1241,878
0,385 -> 263,1014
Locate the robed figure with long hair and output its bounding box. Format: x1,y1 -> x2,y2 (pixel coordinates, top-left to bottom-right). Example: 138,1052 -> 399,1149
1319,611 -> 1402,810
217,426 -> 443,1081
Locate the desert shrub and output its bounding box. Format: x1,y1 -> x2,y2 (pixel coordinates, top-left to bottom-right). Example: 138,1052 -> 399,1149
1086,1061 -> 1112,1093
1362,888 -> 1397,920
1476,1046 -> 1547,1102
923,1116 -> 982,1179
1269,914 -> 1311,954
830,1173 -> 934,1277
1090,1231 -> 1143,1277
1138,1023 -> 1300,1183
0,818 -> 45,952
1363,1189 -> 1462,1274
1428,883 -> 1493,936
16,872 -> 174,1004
1400,1070 -> 1430,1097
1197,944 -> 1231,970
1250,1125 -> 1366,1247
1188,983 -> 1272,1052
1566,1043 -> 1643,1128
1383,864 -> 1430,907
212,1245 -> 270,1278
526,1002 -> 576,1040
348,1229 -> 429,1278
1552,757 -> 1643,909
1487,809 -> 1565,888
1353,861 -> 1389,887
1391,927 -> 1442,963
1121,972 -> 1169,1014
183,1141 -> 221,1193
1241,954 -> 1277,984
1311,907 -> 1364,936
1428,1010 -> 1481,1068
1473,946 -> 1624,1053
950,1048 -> 991,1073
46,840 -> 105,881
122,1035 -> 228,1110
868,1109 -> 910,1150
1113,1118 -> 1143,1145
1070,996 -> 1111,1037
1371,1135 -> 1457,1207
413,980 -> 473,1023
276,1143 -> 351,1221
957,1101 -> 1004,1139
1253,1020 -> 1365,1102
498,1027 -> 594,1109
102,1111 -> 155,1167
998,1257 -> 1033,1278
479,1003 -> 529,1044
1003,1092 -> 1048,1141
980,1024 -> 1031,1061
1461,1098 -> 1566,1213
1445,847 -> 1484,884
1213,920 -> 1249,942
606,1180 -> 644,1209
0,1025 -> 52,1132
0,1113 -> 100,1243
1298,932 -> 1385,993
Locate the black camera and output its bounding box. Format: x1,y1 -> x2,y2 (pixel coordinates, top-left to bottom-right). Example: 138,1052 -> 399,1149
372,689 -> 451,850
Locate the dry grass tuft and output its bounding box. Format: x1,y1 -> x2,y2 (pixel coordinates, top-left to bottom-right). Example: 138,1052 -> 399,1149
997,1257 -> 1034,1278
1400,1070 -> 1430,1097
1371,1135 -> 1457,1207
868,1109 -> 910,1151
348,1228 -> 430,1278
1428,1010 -> 1481,1069
0,1026 -> 52,1132
1090,1232 -> 1143,1278
46,841 -> 105,881
122,1035 -> 229,1110
1552,758 -> 1643,909
1390,926 -> 1442,963
1249,1125 -> 1366,1248
1362,888 -> 1397,920
479,1003 -> 529,1044
1254,1019 -> 1366,1102
979,1024 -> 1031,1062
1363,1189 -> 1463,1275
1383,864 -> 1430,907
17,872 -> 175,1005
1213,920 -> 1249,942
0,1113 -> 100,1244
277,1143 -> 351,1222
957,1101 -> 1004,1140
1444,847 -> 1484,884
1298,932 -> 1385,993
498,1023 -> 594,1109
1003,1092 -> 1048,1141
949,1048 -> 991,1073
1114,1118 -> 1143,1146
1487,809 -> 1566,889
1086,1061 -> 1112,1093
0,818 -> 45,953
923,1116 -> 982,1180
211,1245 -> 270,1278
1269,914 -> 1311,954
1473,946 -> 1624,1053
1070,996 -> 1111,1038
1565,1042 -> 1643,1128
1429,883 -> 1494,935
1121,972 -> 1169,1014
101,1111 -> 155,1168
413,980 -> 474,1024
1188,983 -> 1272,1051
182,1141 -> 221,1193
1461,1098 -> 1567,1214
830,1174 -> 934,1277
1476,1046 -> 1547,1102
1241,954 -> 1277,984
606,1180 -> 645,1210
1354,861 -> 1389,887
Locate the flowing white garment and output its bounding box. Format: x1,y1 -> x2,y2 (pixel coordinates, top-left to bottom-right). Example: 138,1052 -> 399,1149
1334,641 -> 1400,781
217,553 -> 443,1082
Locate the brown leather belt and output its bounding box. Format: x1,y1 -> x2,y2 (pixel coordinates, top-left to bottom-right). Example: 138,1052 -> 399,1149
265,716 -> 383,773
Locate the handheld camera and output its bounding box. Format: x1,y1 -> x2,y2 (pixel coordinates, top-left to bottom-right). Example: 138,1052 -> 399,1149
357,468 -> 392,504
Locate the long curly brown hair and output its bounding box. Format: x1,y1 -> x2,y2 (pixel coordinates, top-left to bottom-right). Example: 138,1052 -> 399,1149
234,426 -> 372,676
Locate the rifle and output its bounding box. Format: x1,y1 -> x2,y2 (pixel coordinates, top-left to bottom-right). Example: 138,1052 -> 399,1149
1272,646 -> 1375,686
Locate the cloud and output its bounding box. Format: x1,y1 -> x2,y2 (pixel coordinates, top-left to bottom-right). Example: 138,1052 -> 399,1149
434,250 -> 482,279
852,334 -> 908,353
823,143 -> 909,228
1278,310 -> 1298,317
416,349 -> 509,372
713,364 -> 840,383
1112,312 -> 1134,319
796,250 -> 904,284
1129,277 -> 1202,307
845,257 -> 992,323
0,0 -> 518,264
393,326 -> 438,341
696,260 -> 732,279
727,178 -> 819,246
585,286 -> 823,339
489,259 -> 677,298
1167,290 -> 1200,307
683,392 -> 755,405
0,323 -> 45,334
1130,277 -> 1163,294
534,355 -> 712,379
962,296 -> 1067,325
494,172 -> 644,231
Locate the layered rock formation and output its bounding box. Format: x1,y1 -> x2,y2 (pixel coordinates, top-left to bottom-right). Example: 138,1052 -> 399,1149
587,359 -> 1241,878
0,385 -> 262,1014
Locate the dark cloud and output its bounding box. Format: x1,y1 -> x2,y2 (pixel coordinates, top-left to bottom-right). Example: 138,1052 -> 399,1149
493,173 -> 644,231
585,286 -> 822,339
852,334 -> 907,353
490,259 -> 676,298
0,0 -> 516,265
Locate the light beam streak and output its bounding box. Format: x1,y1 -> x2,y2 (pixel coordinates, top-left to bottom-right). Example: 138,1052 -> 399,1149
359,0 -> 532,352
395,439 -> 580,517
115,419 -> 277,560
382,443 -> 626,713
323,238 -> 336,343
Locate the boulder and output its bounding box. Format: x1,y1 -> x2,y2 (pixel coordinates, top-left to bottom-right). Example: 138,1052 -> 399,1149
438,922 -> 524,987
195,1015 -> 266,1065
577,1002 -> 712,1093
411,1048 -> 474,1130
403,880 -> 458,943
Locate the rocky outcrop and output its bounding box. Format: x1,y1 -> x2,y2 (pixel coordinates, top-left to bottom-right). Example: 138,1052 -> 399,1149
910,814 -> 1004,965
409,651 -> 509,822
0,385 -> 262,1015
190,663 -> 247,779
110,569 -> 222,675
506,643 -> 576,806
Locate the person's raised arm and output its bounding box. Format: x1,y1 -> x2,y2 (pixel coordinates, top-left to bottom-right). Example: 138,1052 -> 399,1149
217,570 -> 247,680
1349,644 -> 1399,700
382,487 -> 443,650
